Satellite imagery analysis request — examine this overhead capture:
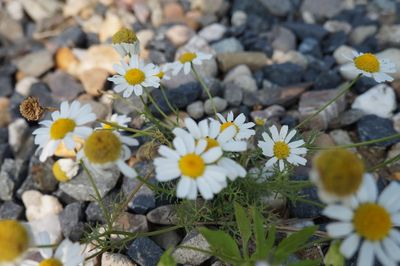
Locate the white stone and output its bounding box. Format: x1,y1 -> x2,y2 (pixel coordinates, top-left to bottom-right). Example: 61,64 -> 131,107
349,25 -> 377,45
231,10 -> 247,26
333,45 -> 353,64
15,77 -> 39,96
101,252 -> 135,266
198,23 -> 226,42
8,118 -> 28,153
223,65 -> 257,92
352,84 -> 396,118
29,214 -> 62,244
22,190 -> 63,221
166,25 -> 194,47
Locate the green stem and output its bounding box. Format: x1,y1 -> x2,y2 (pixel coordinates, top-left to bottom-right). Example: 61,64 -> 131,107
145,89 -> 178,126
139,95 -> 172,130
81,161 -> 113,230
160,84 -> 179,116
296,74 -> 361,129
308,132 -> 400,150
96,118 -> 154,135
368,153 -> 400,172
191,65 -> 217,116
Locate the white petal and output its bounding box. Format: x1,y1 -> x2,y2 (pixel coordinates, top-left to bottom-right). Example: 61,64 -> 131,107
279,125 -> 288,140
117,160 -> 137,178
326,222 -> 353,237
198,119 -> 209,137
269,125 -> 279,142
340,234 -> 360,259
288,140 -> 305,148
173,137 -> 187,155
197,178 -> 213,200
63,135 -> 75,150
357,241 -> 374,266
265,157 -> 278,168
379,181 -> 400,211
74,126 -> 92,138
217,125 -> 236,144
322,205 -> 353,221
221,140 -> 247,152
201,147 -> 222,163
184,62 -> 191,75
285,129 -> 297,142
216,113 -> 226,123
209,120 -> 220,139
185,118 -> 201,139
373,242 -> 396,266
383,237 -> 400,261
176,177 -> 192,198
279,160 -> 284,171
158,146 -> 180,160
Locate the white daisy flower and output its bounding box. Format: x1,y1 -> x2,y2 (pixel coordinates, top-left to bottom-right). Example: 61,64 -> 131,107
310,149 -> 366,204
173,117 -> 247,181
0,220 -> 35,266
324,175 -> 400,266
154,135 -> 228,200
107,55 -> 160,98
101,113 -> 131,129
341,50 -> 396,83
216,111 -> 255,140
169,51 -> 212,76
258,125 -> 307,172
111,27 -> 140,58
32,101 -> 96,162
77,129 -> 138,178
52,158 -> 79,183
154,64 -> 171,81
21,231 -> 84,266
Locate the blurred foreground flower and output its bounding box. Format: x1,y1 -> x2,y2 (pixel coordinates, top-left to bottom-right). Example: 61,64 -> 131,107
324,175 -> 400,266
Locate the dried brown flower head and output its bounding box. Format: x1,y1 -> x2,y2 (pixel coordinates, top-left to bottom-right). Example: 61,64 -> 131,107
19,96 -> 45,121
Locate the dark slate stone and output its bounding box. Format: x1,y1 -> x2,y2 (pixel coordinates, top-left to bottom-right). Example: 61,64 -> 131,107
0,75 -> 13,97
86,32 -> 100,47
262,63 -> 304,86
30,82 -> 56,107
357,115 -> 399,147
313,70 -> 342,90
0,144 -> 12,167
333,5 -> 375,27
322,31 -> 347,54
149,82 -> 202,116
200,78 -> 223,100
352,76 -> 378,94
354,36 -> 379,54
303,59 -> 329,83
60,202 -> 85,241
284,22 -> 328,41
280,115 -> 298,129
0,128 -> 8,144
298,38 -> 321,58
0,201 -> 23,219
85,191 -> 120,224
288,169 -> 322,218
148,39 -> 176,62
127,237 -> 163,266
253,69 -> 264,88
50,26 -> 87,48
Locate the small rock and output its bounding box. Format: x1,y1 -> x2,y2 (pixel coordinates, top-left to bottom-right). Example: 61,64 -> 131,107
99,11 -> 123,43
146,205 -> 179,225
299,38 -> 321,58
198,23 -> 226,42
323,20 -> 352,34
211,37 -> 244,54
223,65 -> 257,92
172,230 -> 211,265
217,52 -> 269,72
60,167 -> 119,201
152,230 -> 182,250
166,25 -> 195,47
260,0 -> 292,16
322,31 -> 348,54
0,201 -> 24,219
63,0 -> 91,16
79,68 -> 109,96
231,10 -> 247,27
0,10 -> 24,42
78,45 -> 120,74
349,25 -> 377,45
333,45 -> 354,65
300,0 -> 345,19
113,212 -> 148,234
127,237 -> 163,266
0,73 -> 13,97
101,252 -> 136,266
271,26 -> 297,52
284,22 -> 328,41
29,214 -> 62,244
21,0 -> 61,22
8,118 -> 29,153
14,50 -> 54,77
329,129 -> 356,152
352,84 -> 396,118
357,115 -> 399,147
272,51 -> 308,68
163,2 -> 185,23
0,159 -> 20,201
329,109 -> 365,128
250,105 -> 285,122
46,70 -> 84,101
204,97 -> 227,115
15,77 -> 39,96
122,170 -> 156,214
25,155 -> 58,193
59,202 -> 85,241
0,97 -> 11,127
224,83 -> 243,106
377,25 -> 400,47
298,89 -> 346,130
262,63 -> 304,86
55,47 -> 80,74
393,113 -> 400,133
313,70 -> 341,90
186,101 -> 205,119
50,26 -> 87,49
22,190 -> 63,222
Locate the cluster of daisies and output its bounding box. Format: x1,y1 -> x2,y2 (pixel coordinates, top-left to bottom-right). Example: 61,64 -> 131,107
0,219 -> 84,266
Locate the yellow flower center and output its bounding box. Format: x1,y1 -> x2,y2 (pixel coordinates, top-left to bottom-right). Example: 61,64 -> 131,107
0,220 -> 29,262
220,122 -> 239,133
179,52 -> 197,63
124,68 -> 145,85
112,28 -> 138,44
179,153 -> 205,178
273,141 -> 290,160
155,71 -> 164,79
205,137 -> 219,152
39,258 -> 63,266
354,53 -> 380,73
353,203 -> 392,241
84,130 -> 122,164
315,149 -> 364,196
50,118 -> 76,140
52,161 -> 70,183
255,118 -> 266,126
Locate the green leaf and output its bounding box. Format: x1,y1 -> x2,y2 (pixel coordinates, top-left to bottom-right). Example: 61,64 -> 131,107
251,208 -> 274,260
157,248 -> 176,266
234,202 -> 252,247
198,227 -> 242,260
324,241 -> 345,266
274,226 -> 317,263
289,259 -> 321,266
